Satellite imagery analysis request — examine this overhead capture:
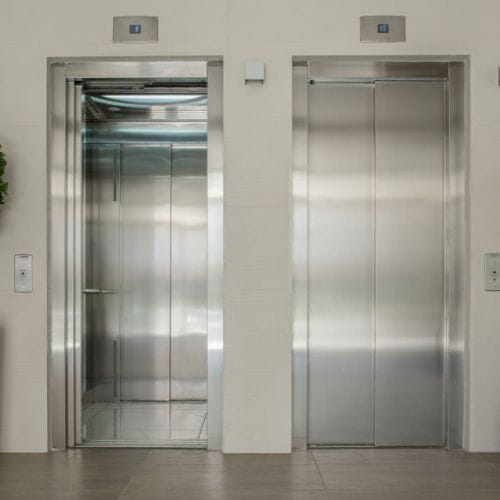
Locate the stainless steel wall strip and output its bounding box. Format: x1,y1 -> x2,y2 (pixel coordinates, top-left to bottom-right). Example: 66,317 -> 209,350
48,62 -> 68,450
170,146 -> 208,400
207,61 -> 224,451
446,62 -> 468,449
66,80 -> 76,449
73,83 -> 83,445
310,77 -> 447,84
292,63 -> 309,450
113,339 -> 118,399
65,60 -> 208,80
307,61 -> 449,80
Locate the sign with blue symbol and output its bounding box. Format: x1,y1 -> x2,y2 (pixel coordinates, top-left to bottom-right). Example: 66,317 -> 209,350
377,23 -> 390,33
113,16 -> 158,43
129,24 -> 142,34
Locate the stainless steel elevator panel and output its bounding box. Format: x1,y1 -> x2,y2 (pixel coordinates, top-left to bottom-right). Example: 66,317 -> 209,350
170,146 -> 208,400
120,145 -> 172,401
83,144 -> 120,402
307,83 -> 375,445
374,81 -> 446,446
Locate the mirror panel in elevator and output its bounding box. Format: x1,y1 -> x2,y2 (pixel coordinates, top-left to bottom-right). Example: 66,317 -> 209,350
293,60 -> 467,449
81,88 -> 208,446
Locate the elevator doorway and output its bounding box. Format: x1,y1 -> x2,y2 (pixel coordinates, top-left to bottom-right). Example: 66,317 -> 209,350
82,89 -> 208,445
292,59 -> 467,449
48,60 -> 223,450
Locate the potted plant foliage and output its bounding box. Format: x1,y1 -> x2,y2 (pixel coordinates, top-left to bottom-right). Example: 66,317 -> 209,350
0,145 -> 7,207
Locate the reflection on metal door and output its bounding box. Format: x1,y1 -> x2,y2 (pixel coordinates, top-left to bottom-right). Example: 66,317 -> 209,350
83,145 -> 120,402
374,82 -> 445,446
83,143 -> 208,403
121,145 -> 172,401
170,146 -> 208,400
307,80 -> 446,446
308,83 -> 375,445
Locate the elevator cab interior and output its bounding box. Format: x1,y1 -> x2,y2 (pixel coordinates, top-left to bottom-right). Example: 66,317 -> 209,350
80,79 -> 208,447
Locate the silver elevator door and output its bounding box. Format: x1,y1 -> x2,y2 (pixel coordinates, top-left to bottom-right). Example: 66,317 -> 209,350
307,80 -> 446,446
83,141 -> 208,404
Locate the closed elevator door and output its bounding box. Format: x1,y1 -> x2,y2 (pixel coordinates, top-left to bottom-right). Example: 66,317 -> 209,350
307,80 -> 446,446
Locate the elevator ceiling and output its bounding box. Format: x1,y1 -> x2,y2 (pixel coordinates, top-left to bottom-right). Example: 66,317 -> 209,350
84,93 -> 208,122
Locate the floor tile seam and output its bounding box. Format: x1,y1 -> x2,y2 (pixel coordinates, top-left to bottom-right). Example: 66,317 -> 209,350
320,481 -> 500,490
99,448 -> 153,492
321,482 -> 500,489
315,460 -> 497,468
197,412 -> 208,439
117,461 -> 143,500
311,449 -> 330,493
121,484 -> 328,494
132,463 -> 322,470
0,484 -> 133,492
90,403 -> 113,421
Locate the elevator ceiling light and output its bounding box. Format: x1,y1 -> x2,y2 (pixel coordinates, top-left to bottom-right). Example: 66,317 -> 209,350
101,94 -> 204,104
84,94 -> 208,122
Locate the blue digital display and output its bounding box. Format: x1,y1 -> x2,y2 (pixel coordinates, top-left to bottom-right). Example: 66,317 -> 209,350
377,23 -> 390,33
129,24 -> 142,34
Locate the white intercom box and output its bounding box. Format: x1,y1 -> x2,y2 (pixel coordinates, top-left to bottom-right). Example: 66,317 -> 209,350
245,61 -> 265,83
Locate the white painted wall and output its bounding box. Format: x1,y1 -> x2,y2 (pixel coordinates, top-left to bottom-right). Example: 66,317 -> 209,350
0,0 -> 499,452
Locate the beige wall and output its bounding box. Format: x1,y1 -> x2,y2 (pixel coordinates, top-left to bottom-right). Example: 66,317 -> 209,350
0,0 -> 499,452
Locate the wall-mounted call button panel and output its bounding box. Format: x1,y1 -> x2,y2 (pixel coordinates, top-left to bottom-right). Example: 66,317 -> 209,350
113,16 -> 158,43
14,254 -> 33,293
360,16 -> 406,43
485,253 -> 500,291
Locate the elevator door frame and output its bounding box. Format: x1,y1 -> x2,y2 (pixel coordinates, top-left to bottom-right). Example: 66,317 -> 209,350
292,57 -> 469,450
48,58 -> 224,450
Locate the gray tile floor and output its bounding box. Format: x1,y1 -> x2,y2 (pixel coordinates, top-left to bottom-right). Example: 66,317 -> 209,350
83,401 -> 207,446
0,448 -> 500,499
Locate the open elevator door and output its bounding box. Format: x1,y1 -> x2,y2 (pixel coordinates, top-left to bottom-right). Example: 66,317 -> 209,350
79,81 -> 208,445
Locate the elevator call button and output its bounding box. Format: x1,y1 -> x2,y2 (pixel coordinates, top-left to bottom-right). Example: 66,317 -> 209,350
129,24 -> 142,34
14,254 -> 33,293
485,253 -> 500,291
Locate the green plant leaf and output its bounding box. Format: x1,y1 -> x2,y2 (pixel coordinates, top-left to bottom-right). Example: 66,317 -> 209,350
0,145 -> 8,206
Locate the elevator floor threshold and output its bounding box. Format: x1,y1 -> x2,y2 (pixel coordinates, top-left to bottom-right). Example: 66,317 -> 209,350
81,401 -> 207,448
